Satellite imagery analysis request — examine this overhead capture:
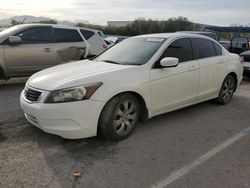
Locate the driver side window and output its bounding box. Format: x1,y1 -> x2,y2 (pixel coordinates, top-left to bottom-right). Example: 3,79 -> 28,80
158,38 -> 194,63
15,27 -> 52,44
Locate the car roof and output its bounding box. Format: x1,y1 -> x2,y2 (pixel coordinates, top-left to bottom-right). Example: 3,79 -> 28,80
178,31 -> 216,35
11,23 -> 101,33
132,32 -> 216,40
133,33 -> 175,38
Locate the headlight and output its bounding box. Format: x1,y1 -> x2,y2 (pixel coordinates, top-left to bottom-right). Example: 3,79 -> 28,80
45,82 -> 102,103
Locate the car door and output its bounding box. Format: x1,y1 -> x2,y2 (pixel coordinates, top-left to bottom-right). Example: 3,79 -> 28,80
194,38 -> 226,100
150,38 -> 199,115
3,26 -> 57,76
80,29 -> 106,57
53,28 -> 86,62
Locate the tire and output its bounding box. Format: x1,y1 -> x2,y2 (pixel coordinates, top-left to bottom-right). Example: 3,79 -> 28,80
98,94 -> 140,141
0,66 -> 5,79
215,75 -> 236,105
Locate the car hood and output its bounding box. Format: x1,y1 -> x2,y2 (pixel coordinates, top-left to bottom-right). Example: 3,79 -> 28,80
240,50 -> 250,56
27,60 -> 131,91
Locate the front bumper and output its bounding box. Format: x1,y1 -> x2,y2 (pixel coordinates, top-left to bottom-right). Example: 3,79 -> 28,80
20,90 -> 105,139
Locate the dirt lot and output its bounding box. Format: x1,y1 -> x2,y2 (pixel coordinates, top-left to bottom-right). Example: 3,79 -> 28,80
0,78 -> 250,188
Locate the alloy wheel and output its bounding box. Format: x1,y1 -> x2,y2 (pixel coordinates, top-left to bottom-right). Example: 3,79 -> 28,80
221,76 -> 235,102
113,100 -> 138,136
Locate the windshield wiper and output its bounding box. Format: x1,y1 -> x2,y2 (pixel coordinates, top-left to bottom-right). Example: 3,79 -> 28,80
102,60 -> 121,65
101,60 -> 140,66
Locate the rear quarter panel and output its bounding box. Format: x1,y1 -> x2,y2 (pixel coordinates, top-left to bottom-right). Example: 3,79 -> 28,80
220,53 -> 243,91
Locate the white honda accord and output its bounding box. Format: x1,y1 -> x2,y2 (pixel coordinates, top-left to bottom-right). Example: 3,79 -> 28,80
20,33 -> 243,140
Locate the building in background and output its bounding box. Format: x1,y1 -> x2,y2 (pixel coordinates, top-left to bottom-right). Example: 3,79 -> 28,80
107,21 -> 132,27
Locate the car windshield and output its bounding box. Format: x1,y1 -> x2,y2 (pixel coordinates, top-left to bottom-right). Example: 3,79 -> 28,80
95,37 -> 166,65
232,37 -> 248,48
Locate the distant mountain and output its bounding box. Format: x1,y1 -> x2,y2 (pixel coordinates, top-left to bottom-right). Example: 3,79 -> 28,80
0,15 -> 88,27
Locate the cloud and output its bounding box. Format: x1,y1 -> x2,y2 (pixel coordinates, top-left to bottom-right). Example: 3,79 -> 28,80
0,0 -> 248,25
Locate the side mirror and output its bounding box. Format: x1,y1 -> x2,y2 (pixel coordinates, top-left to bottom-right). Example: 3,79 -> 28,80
8,36 -> 22,45
160,57 -> 179,68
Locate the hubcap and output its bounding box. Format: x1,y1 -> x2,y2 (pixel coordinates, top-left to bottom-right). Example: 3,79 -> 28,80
221,77 -> 235,102
113,100 -> 137,135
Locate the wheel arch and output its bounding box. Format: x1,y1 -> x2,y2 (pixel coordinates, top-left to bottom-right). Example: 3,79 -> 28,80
98,90 -> 149,127
227,72 -> 238,92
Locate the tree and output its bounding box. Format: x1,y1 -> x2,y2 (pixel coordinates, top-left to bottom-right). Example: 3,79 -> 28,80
76,17 -> 196,36
11,20 -> 20,26
38,20 -> 57,24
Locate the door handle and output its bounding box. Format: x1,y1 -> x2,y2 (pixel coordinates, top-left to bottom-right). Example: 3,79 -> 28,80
43,48 -> 52,52
188,65 -> 199,71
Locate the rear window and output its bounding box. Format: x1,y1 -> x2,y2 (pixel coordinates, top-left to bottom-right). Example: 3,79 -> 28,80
213,42 -> 222,56
159,38 -> 194,63
80,29 -> 95,40
97,31 -> 104,38
195,38 -> 217,59
54,28 -> 83,43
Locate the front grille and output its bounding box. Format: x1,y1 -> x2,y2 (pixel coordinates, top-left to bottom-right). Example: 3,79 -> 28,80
25,88 -> 42,102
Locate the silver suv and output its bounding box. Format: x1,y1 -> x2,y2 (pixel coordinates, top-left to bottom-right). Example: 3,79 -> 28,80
0,24 -> 107,79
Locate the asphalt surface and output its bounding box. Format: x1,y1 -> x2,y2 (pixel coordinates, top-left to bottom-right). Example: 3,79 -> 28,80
0,78 -> 250,188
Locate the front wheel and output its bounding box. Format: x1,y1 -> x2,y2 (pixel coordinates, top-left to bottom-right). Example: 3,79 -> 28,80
98,94 -> 140,141
215,75 -> 236,105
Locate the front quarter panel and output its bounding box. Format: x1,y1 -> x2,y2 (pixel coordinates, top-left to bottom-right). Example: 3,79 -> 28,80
90,65 -> 152,116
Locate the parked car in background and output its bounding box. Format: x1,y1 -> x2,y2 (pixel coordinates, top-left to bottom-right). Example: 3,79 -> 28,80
219,40 -> 230,51
227,36 -> 250,77
229,36 -> 250,54
0,24 -> 107,79
240,50 -> 250,77
105,35 -> 128,45
20,33 -> 243,141
79,27 -> 108,57
104,39 -> 115,48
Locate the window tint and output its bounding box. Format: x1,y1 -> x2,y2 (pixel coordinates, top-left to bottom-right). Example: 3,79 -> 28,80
97,31 -> 104,37
195,38 -> 217,59
54,28 -> 83,43
159,38 -> 194,63
213,42 -> 222,56
105,40 -> 111,45
15,27 -> 52,43
231,37 -> 248,48
80,29 -> 95,40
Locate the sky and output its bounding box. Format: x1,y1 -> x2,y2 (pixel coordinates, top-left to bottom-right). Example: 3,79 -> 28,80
0,0 -> 249,26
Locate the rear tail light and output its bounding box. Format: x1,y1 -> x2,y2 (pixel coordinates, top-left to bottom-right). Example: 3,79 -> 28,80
240,56 -> 244,64
103,44 -> 108,49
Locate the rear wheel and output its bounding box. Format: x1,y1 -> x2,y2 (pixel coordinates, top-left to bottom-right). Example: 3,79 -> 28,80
0,66 -> 6,79
98,94 -> 140,141
215,75 -> 236,105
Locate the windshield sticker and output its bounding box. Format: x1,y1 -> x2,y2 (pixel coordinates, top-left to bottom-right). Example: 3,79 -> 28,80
146,38 -> 164,42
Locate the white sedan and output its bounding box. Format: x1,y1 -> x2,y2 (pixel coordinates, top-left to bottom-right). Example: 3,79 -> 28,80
20,33 -> 243,140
